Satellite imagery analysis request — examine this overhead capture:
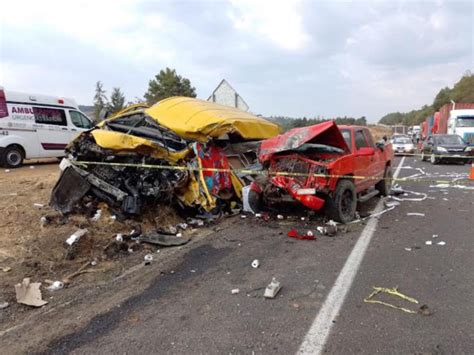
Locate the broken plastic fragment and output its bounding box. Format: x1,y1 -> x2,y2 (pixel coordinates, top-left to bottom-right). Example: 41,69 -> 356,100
46,281 -> 64,291
144,254 -> 153,264
277,214 -> 284,220
407,213 -> 425,217
115,234 -> 123,242
91,209 -> 102,222
231,288 -> 240,294
432,234 -> 438,238
264,277 -> 281,299
15,278 -> 48,307
425,240 -> 433,245
251,259 -> 260,268
436,241 -> 446,246
288,229 -> 316,241
0,302 -> 9,309
33,203 -> 44,209
65,229 -> 88,246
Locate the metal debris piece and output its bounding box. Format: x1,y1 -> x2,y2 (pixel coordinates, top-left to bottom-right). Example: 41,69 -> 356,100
364,286 -> 419,314
251,259 -> 260,268
65,229 -> 88,246
15,278 -> 48,307
264,277 -> 281,299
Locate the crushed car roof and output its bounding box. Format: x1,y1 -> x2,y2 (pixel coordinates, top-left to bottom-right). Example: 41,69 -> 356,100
259,121 -> 350,162
145,97 -> 281,142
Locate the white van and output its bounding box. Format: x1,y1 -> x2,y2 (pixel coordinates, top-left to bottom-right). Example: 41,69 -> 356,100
0,87 -> 93,168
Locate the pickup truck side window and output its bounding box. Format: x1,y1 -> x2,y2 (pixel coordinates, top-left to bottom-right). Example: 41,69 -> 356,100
362,129 -> 375,147
33,107 -> 67,126
355,130 -> 369,149
70,111 -> 93,129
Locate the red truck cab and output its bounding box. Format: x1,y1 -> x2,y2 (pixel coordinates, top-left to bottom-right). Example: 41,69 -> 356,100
253,121 -> 393,223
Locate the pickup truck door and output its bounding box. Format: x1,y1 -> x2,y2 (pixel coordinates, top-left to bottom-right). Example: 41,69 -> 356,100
363,128 -> 384,180
353,129 -> 374,192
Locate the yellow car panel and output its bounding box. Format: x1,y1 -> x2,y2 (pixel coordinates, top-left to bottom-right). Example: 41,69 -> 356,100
145,97 -> 281,142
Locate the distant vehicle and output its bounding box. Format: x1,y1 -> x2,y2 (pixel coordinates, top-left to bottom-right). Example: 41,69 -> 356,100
251,122 -> 393,223
390,133 -> 409,143
0,87 -> 93,168
432,102 -> 474,145
392,136 -> 415,155
420,134 -> 474,164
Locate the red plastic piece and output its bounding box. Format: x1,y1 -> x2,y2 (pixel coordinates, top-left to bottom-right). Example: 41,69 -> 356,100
288,229 -> 316,241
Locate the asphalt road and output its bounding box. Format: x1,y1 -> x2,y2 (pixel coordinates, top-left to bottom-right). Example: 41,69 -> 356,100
43,156 -> 474,354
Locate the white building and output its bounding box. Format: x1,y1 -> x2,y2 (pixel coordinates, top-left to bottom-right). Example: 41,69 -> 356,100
207,79 -> 249,112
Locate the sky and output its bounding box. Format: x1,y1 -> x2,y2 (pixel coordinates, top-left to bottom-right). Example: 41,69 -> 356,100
0,0 -> 473,122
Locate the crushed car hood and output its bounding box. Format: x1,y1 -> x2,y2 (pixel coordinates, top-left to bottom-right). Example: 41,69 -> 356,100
145,97 -> 281,142
259,121 -> 350,162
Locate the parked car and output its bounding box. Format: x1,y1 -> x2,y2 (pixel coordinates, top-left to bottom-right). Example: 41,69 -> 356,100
248,122 -> 393,223
0,86 -> 93,168
420,134 -> 474,164
392,136 -> 415,155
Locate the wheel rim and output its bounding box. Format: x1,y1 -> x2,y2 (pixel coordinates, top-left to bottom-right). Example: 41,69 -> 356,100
6,150 -> 21,166
340,189 -> 354,217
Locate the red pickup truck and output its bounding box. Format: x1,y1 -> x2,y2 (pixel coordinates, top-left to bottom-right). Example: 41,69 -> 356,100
251,121 -> 393,223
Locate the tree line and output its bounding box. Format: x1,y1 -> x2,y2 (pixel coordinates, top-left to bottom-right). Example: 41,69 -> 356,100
270,116 -> 367,131
93,67 -> 196,120
378,71 -> 474,126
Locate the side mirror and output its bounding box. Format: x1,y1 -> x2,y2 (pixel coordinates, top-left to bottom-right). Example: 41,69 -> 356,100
358,147 -> 375,156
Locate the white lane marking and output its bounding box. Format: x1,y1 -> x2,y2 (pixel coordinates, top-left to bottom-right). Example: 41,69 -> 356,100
298,157 -> 406,354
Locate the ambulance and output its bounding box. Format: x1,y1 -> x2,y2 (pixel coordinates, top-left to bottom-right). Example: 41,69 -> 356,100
0,87 -> 93,168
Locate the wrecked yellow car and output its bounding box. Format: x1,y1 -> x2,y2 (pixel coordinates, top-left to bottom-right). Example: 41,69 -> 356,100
50,97 -> 280,217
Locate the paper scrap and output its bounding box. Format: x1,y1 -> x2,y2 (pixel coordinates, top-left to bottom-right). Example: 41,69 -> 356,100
15,278 -> 48,307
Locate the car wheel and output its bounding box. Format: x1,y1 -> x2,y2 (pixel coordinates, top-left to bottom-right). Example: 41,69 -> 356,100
325,179 -> 357,223
375,165 -> 392,196
430,153 -> 438,165
2,146 -> 24,168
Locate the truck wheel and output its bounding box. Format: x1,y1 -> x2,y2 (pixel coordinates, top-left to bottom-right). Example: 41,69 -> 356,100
430,153 -> 438,165
2,145 -> 24,168
375,166 -> 392,196
325,179 -> 357,224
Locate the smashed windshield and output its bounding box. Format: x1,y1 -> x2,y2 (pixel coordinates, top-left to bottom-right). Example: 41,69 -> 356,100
457,116 -> 474,127
435,135 -> 464,145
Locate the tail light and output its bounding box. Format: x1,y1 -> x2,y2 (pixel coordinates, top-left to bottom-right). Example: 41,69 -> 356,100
0,89 -> 8,118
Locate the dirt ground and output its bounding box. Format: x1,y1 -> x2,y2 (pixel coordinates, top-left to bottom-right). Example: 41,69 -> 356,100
0,162 -> 192,333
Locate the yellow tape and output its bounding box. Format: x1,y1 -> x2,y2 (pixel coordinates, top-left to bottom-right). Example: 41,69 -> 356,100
72,160 -> 472,185
364,286 -> 419,314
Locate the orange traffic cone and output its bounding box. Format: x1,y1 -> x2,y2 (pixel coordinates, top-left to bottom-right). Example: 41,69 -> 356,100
470,163 -> 474,180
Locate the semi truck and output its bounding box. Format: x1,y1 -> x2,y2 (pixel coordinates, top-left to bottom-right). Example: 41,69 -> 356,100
432,102 -> 474,145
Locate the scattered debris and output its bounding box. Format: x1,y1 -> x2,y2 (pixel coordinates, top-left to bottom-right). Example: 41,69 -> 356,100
14,278 -> 48,307
231,288 -> 240,295
390,184 -> 405,195
91,209 -> 102,222
137,232 -> 190,247
65,229 -> 88,246
288,229 -> 316,241
364,286 -> 419,314
251,259 -> 260,268
432,234 -> 438,238
1,266 -> 12,272
33,203 -> 45,209
0,302 -> 9,309
407,213 -> 425,217
46,280 -> 64,291
144,254 -> 153,265
425,240 -> 433,245
115,234 -> 124,242
277,214 -> 284,220
264,277 -> 281,299
437,241 -> 446,246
